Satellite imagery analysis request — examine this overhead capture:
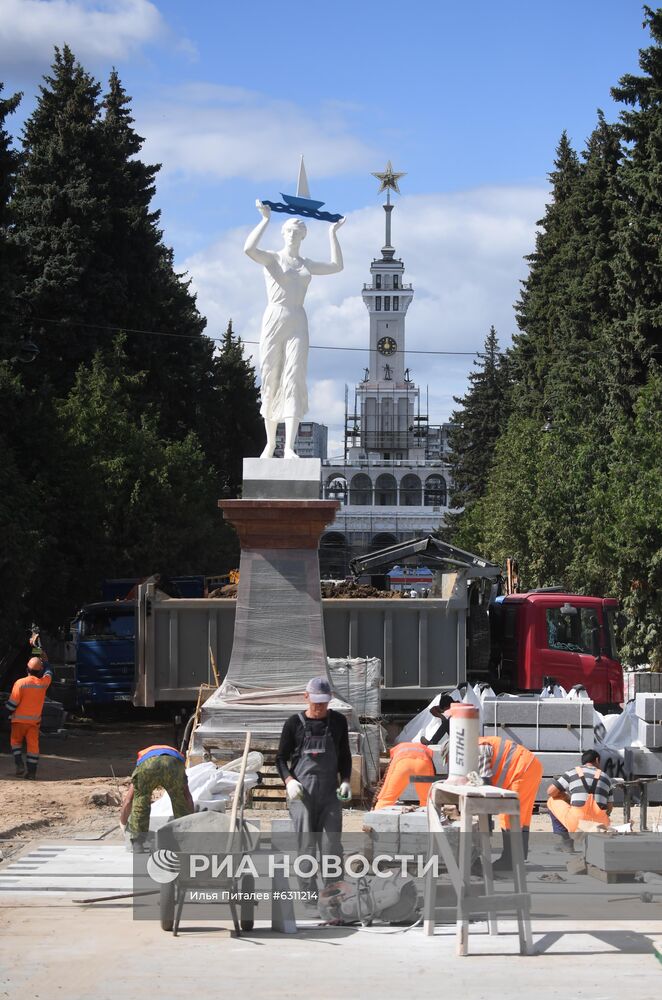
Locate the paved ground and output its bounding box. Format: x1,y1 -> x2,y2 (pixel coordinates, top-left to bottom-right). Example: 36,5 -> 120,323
1,890 -> 661,1000
2,719 -> 661,998
1,838 -> 661,999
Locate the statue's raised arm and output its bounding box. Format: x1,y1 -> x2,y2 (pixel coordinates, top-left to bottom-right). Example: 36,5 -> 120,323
244,200 -> 275,267
305,217 -> 345,275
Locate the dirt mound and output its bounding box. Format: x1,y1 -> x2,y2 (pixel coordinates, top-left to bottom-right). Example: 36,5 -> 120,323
321,581 -> 400,599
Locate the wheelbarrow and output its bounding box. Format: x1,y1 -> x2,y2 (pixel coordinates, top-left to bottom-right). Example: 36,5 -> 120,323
157,732 -> 259,936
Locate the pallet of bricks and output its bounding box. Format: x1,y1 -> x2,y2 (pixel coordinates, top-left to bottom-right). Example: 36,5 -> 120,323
481,697 -> 595,803
624,693 -> 662,805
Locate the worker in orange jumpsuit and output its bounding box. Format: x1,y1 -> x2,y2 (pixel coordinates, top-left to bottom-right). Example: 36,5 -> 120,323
374,742 -> 437,809
478,735 -> 543,869
6,634 -> 53,779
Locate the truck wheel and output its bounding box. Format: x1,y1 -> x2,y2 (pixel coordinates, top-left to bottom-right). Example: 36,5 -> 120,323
240,873 -> 255,931
160,882 -> 175,931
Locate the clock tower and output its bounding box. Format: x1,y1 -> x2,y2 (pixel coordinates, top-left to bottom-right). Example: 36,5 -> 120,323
355,163 -> 420,459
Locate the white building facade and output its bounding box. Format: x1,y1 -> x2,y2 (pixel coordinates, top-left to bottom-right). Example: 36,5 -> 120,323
275,421 -> 328,459
320,191 -> 453,579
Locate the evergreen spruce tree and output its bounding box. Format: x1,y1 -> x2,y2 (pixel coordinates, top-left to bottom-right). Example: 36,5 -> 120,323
99,70 -> 213,440
10,46 -> 110,392
609,5 -> 662,410
510,132 -> 583,419
0,81 -> 21,354
444,326 -> 509,537
197,320 -> 264,499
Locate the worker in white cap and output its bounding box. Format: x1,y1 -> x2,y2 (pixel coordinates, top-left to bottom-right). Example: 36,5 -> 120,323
276,676 -> 352,888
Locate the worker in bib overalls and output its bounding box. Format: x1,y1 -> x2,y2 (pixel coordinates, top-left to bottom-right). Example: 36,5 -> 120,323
546,749 -> 613,847
276,677 -> 352,889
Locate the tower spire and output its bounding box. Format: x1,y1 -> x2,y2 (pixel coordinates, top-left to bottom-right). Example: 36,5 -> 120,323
371,160 -> 406,259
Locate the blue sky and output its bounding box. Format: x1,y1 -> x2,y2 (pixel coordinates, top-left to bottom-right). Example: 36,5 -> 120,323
0,1 -> 651,454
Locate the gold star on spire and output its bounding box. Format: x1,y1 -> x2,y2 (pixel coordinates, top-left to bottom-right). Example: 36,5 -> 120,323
371,160 -> 406,195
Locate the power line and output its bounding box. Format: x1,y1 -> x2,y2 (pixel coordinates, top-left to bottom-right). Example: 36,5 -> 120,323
16,314 -> 662,360
24,316 -> 487,357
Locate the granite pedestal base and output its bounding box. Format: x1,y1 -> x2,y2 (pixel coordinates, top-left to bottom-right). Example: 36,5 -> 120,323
196,497 -> 341,750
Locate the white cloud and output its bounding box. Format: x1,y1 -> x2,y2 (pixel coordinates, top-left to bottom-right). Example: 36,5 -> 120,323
139,87 -> 375,182
183,185 -> 548,454
0,0 -> 175,72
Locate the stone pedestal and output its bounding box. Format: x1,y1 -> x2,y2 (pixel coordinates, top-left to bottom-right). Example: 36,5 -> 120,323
217,498 -> 340,690
193,461 -> 342,754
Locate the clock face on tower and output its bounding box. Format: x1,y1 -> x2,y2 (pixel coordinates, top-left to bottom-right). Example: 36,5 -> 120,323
377,336 -> 397,356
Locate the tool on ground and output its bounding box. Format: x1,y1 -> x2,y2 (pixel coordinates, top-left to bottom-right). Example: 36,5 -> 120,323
75,890 -> 159,904
607,891 -> 656,903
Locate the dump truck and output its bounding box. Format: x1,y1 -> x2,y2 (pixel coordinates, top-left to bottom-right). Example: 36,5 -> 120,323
66,539 -> 623,711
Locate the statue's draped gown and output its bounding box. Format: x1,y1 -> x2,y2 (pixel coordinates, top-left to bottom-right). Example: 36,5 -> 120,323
259,253 -> 312,421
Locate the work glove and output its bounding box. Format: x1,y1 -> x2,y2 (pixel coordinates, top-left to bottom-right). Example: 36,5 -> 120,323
336,782 -> 352,802
119,821 -> 127,835
286,779 -> 304,801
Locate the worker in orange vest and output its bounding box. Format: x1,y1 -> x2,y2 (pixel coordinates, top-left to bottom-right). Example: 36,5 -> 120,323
6,634 -> 53,779
546,749 -> 613,842
478,735 -> 543,868
374,742 -> 437,809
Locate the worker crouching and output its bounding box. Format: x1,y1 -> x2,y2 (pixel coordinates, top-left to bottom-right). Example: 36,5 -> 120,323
120,745 -> 194,851
546,749 -> 613,844
374,743 -> 437,809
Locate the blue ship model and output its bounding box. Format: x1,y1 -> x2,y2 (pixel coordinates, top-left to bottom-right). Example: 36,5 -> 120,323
263,157 -> 342,222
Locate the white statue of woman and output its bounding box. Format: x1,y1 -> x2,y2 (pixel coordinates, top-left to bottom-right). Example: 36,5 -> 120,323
244,201 -> 345,459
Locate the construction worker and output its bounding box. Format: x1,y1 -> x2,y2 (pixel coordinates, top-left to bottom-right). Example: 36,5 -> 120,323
374,741 -> 437,809
276,677 -> 352,878
546,749 -> 613,845
477,735 -> 544,869
420,692 -> 460,746
120,744 -> 194,850
6,633 -> 53,779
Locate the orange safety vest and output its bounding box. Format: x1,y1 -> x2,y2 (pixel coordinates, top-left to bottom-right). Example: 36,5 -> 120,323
547,766 -> 610,833
375,742 -> 436,810
479,736 -> 543,829
8,671 -> 52,724
135,744 -> 185,766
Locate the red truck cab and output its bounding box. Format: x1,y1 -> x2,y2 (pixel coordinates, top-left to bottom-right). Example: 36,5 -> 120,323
493,592 -> 623,705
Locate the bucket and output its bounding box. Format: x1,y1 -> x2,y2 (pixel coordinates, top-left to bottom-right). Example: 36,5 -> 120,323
446,704 -> 479,783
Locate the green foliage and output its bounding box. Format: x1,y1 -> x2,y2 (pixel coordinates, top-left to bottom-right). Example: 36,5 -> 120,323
0,82 -> 22,356
0,50 -> 264,644
443,326 -> 510,539
197,320 -> 265,498
452,11 -> 662,666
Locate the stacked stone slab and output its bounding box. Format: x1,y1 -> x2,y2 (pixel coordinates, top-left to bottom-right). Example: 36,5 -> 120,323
624,746 -> 662,803
635,693 -> 662,748
362,807 -> 461,859
481,699 -> 596,803
482,698 -> 595,752
625,670 -> 662,700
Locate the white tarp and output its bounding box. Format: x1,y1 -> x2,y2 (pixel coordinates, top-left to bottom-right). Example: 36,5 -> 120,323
150,760 -> 261,817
